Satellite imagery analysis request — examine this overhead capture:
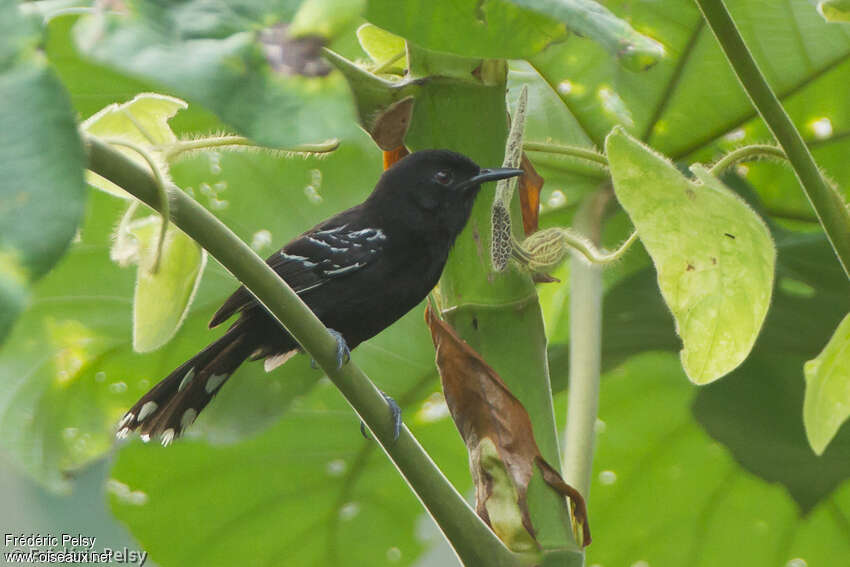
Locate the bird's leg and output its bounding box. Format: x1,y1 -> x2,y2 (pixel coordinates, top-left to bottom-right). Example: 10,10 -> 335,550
360,391 -> 402,442
310,328 -> 351,370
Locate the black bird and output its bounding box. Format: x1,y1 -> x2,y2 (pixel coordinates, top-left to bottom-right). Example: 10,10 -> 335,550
116,150 -> 522,446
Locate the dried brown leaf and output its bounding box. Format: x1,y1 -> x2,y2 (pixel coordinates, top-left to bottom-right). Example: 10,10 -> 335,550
372,96 -> 414,151
425,305 -> 590,547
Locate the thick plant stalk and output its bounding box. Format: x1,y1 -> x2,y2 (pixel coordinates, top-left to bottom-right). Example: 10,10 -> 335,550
563,192 -> 606,501
403,45 -> 580,553
84,135 -> 521,567
694,0 -> 850,279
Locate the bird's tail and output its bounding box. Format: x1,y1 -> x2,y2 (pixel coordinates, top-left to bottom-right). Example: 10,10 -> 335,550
116,323 -> 255,446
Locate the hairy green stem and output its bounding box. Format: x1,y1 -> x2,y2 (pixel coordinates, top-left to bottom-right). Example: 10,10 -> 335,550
708,144 -> 786,175
694,0 -> 850,279
523,142 -> 609,168
564,192 -> 606,503
163,136 -> 340,161
84,135 -> 521,567
512,229 -> 637,270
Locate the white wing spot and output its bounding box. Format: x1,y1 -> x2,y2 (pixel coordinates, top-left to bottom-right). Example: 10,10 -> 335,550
116,427 -> 130,439
315,225 -> 347,235
324,263 -> 363,276
205,373 -> 228,394
138,401 -> 158,422
140,433 -> 151,443
118,412 -> 134,428
181,408 -> 198,430
161,429 -> 175,447
178,367 -> 195,392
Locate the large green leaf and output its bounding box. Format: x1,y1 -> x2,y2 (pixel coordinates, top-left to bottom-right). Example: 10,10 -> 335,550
73,0 -> 360,147
583,353 -> 850,567
606,128 -> 775,383
549,229 -> 850,511
365,0 -> 565,59
527,0 -> 850,223
0,5 -> 86,342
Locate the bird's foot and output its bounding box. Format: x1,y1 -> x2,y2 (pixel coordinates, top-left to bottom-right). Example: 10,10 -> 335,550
310,328 -> 351,370
360,391 -> 402,443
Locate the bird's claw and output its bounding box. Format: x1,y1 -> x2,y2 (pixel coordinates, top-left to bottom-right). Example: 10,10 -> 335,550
360,391 -> 402,443
311,328 -> 350,370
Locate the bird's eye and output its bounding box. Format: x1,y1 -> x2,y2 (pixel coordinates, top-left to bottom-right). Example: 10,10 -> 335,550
434,170 -> 453,185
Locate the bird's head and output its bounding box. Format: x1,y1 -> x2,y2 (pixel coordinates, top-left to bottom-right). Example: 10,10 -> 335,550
368,149 -> 523,239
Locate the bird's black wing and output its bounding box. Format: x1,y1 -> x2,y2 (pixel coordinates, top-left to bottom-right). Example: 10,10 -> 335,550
209,223 -> 387,327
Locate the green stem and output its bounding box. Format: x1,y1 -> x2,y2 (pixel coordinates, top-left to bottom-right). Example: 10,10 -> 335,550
84,135 -> 521,567
163,136 -> 340,161
563,192 -> 606,502
523,142 -> 609,168
708,144 -> 786,175
694,0 -> 850,279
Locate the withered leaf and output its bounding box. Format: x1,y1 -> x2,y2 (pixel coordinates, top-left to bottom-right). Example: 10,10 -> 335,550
372,96 -> 415,151
518,153 -> 544,236
425,306 -> 590,548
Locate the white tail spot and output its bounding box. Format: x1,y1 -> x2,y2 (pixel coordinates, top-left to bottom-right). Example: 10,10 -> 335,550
178,367 -> 196,392
137,401 -> 158,422
264,350 -> 298,372
161,429 -> 175,447
181,408 -> 198,430
205,373 -> 227,394
140,433 -> 151,443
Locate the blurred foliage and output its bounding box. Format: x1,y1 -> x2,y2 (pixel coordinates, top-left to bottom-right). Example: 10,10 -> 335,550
1,1 -> 850,566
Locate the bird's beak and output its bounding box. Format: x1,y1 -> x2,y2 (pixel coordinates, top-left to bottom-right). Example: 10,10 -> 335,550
459,167 -> 524,192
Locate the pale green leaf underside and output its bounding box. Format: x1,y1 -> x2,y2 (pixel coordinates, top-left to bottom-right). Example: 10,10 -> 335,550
356,23 -> 406,71
606,128 -> 775,384
804,312 -> 850,455
131,219 -> 207,353
81,93 -> 187,199
818,0 -> 850,23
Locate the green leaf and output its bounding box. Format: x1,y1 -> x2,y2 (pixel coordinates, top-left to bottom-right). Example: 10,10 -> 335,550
583,352 -> 850,567
818,0 -> 850,23
73,0 -> 359,147
80,92 -> 187,199
129,219 -> 207,353
0,5 -> 87,343
290,0 -> 365,39
507,0 -> 665,71
365,0 -> 566,59
356,23 -> 406,72
803,313 -> 850,455
550,229 -> 850,511
605,127 -> 775,383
